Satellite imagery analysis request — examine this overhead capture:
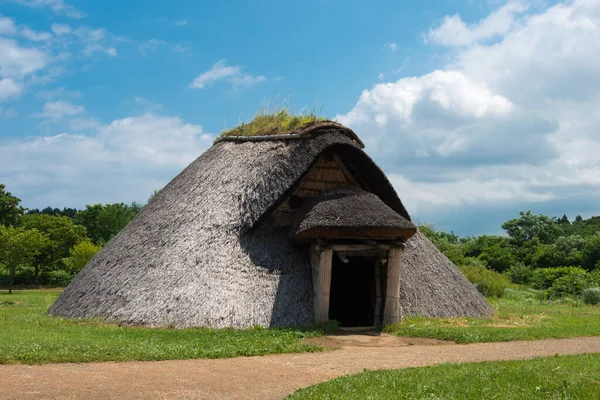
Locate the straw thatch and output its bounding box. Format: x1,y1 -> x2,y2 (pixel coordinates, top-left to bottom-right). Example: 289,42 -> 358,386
399,230 -> 493,318
50,123 -> 492,328
292,188 -> 417,243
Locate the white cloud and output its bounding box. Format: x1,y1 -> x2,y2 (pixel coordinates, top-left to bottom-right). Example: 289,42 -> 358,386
35,100 -> 84,121
0,15 -> 17,35
51,23 -> 71,35
82,44 -> 117,57
0,37 -> 48,78
20,26 -> 52,41
0,114 -> 213,207
171,44 -> 191,54
389,173 -> 554,213
9,0 -> 86,19
190,60 -> 266,89
0,78 -> 22,101
339,69 -> 517,159
139,39 -> 166,55
338,0 -> 600,223
175,18 -> 188,26
383,42 -> 398,52
428,1 -> 529,46
74,26 -> 106,42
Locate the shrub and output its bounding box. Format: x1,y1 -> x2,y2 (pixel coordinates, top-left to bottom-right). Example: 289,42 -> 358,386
549,271 -> 589,297
504,262 -> 533,284
582,287 -> 600,305
40,270 -> 73,286
530,266 -> 587,290
459,259 -> 512,297
62,239 -> 101,274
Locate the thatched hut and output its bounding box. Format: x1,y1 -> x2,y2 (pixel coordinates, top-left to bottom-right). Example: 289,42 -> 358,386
50,117 -> 492,328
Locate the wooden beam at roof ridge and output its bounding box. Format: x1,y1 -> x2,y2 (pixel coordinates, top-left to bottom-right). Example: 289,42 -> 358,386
332,154 -> 360,188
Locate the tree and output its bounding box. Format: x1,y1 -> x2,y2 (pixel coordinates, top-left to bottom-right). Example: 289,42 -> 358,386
582,233 -> 600,271
74,203 -> 140,244
0,226 -> 49,293
559,214 -> 570,225
531,235 -> 584,269
27,207 -> 78,218
62,239 -> 102,274
20,214 -> 87,283
0,184 -> 25,227
501,211 -> 562,246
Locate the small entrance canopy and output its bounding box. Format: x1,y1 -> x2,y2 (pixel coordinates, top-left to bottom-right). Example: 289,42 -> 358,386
291,188 -> 417,243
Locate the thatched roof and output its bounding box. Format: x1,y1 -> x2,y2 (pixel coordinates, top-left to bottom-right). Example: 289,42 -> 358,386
50,122 -> 491,328
216,111 -> 364,147
399,230 -> 493,318
292,188 -> 417,243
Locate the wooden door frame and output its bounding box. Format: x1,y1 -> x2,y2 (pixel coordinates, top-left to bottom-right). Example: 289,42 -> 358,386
310,242 -> 405,326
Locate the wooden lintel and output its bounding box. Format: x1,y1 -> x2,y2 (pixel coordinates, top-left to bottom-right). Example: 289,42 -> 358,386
330,244 -> 391,252
305,178 -> 345,184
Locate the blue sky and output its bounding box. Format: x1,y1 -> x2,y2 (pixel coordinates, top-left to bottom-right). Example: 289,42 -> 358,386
1,0 -> 599,236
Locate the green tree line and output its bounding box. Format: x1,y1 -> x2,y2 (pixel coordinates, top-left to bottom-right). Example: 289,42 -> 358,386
422,210 -> 600,301
0,184 -> 143,293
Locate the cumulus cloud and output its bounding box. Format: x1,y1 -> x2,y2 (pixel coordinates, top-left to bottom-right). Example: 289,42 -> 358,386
82,44 -> 117,57
34,100 -> 85,121
0,37 -> 48,78
20,26 -> 52,41
0,114 -> 213,207
0,78 -> 22,101
338,0 -> 600,229
9,0 -> 86,19
427,1 -> 529,46
0,15 -> 17,35
190,60 -> 266,89
51,23 -> 71,35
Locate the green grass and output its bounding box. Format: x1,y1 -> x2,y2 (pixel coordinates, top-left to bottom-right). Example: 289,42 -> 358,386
387,295 -> 600,343
0,290 -> 326,364
219,109 -> 327,139
288,353 -> 600,399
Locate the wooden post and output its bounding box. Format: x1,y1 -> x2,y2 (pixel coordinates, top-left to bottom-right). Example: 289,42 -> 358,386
310,245 -> 333,324
383,246 -> 404,325
374,260 -> 383,326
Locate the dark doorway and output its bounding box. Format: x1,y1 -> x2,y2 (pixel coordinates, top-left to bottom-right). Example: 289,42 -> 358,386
329,255 -> 376,327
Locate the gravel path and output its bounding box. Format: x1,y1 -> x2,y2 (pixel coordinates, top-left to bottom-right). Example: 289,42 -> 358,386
3,335 -> 600,400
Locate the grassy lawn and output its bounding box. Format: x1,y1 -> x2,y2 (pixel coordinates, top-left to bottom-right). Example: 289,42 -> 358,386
0,290 -> 324,364
288,353 -> 600,399
387,296 -> 600,343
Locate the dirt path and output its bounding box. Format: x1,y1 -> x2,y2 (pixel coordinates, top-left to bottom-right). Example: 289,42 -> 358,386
3,335 -> 600,400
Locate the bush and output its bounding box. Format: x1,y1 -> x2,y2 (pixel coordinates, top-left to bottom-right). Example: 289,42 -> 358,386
582,287 -> 600,305
550,271 -> 589,297
459,259 -> 512,298
40,270 -> 73,286
504,262 -> 533,284
62,239 -> 101,274
531,266 -> 587,290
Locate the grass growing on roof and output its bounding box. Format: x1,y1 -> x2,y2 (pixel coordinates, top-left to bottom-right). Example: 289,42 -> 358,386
0,290 -> 327,364
386,292 -> 600,343
219,109 -> 327,139
288,353 -> 600,399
